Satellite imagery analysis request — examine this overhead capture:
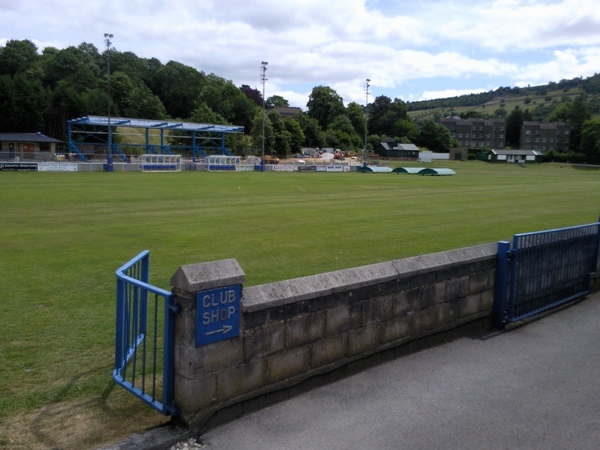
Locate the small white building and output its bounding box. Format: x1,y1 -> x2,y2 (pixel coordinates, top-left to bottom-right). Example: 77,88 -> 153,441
487,149 -> 542,163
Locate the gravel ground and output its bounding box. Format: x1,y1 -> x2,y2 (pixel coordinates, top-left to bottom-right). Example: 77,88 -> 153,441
170,438 -> 204,449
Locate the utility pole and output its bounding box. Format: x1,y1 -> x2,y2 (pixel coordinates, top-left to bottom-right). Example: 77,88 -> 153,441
104,33 -> 114,158
364,78 -> 371,164
261,61 -> 268,172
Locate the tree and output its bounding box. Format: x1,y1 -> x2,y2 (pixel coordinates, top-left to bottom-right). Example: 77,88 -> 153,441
368,134 -> 385,150
416,120 -> 453,152
368,95 -> 392,136
326,115 -> 363,149
268,110 -> 292,157
0,39 -> 39,77
107,70 -> 167,119
0,76 -> 16,132
225,134 -> 254,156
42,43 -> 102,89
81,88 -> 110,116
0,75 -> 48,133
107,71 -> 134,116
48,80 -> 86,133
109,51 -> 153,86
229,94 -> 258,134
569,96 -> 590,151
142,57 -> 164,94
295,112 -> 325,148
494,108 -> 507,118
580,118 -> 600,164
368,96 -> 408,136
122,83 -> 166,119
506,108 -> 524,148
199,75 -> 257,132
460,111 -> 484,119
251,110 -> 274,154
266,95 -> 289,108
392,119 -> 419,143
283,118 -> 305,154
583,73 -> 600,95
154,61 -> 205,118
547,102 -> 572,123
346,102 -> 366,140
240,84 -> 263,107
306,86 -> 345,130
190,102 -> 227,124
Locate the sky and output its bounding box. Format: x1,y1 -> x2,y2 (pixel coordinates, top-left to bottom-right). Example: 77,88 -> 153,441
2,0 -> 600,110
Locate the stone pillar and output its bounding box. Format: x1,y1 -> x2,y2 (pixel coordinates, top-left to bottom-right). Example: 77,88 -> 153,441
170,259 -> 245,429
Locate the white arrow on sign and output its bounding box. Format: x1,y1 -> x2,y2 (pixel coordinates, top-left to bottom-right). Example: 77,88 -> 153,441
205,325 -> 233,336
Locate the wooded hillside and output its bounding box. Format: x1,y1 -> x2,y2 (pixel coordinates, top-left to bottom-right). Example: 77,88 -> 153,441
1,39 -> 599,162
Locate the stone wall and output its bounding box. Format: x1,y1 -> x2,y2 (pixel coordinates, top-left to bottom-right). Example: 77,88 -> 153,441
170,243 -> 498,431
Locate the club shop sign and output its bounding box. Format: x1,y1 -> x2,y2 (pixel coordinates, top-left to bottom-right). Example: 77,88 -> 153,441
195,285 -> 241,346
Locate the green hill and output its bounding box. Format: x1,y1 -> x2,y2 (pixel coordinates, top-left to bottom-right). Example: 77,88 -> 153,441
407,75 -> 600,123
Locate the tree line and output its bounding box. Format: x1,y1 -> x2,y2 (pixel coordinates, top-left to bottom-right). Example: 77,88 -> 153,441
408,74 -> 600,112
0,39 -> 455,158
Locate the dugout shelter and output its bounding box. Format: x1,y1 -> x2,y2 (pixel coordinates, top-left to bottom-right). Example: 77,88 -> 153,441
67,116 -> 244,162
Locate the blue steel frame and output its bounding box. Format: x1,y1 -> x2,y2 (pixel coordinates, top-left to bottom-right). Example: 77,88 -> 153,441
67,116 -> 243,162
494,222 -> 600,329
114,250 -> 179,415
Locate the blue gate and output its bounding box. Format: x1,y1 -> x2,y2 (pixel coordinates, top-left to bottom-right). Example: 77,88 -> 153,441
114,251 -> 179,415
494,222 -> 600,329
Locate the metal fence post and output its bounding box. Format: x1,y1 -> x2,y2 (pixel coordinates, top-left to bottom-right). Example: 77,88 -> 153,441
493,241 -> 510,330
594,217 -> 600,274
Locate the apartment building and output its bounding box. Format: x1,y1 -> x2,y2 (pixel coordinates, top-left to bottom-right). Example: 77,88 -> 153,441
440,118 -> 506,149
520,121 -> 570,152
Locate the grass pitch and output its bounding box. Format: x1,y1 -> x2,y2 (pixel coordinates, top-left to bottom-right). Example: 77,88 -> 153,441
0,161 -> 599,448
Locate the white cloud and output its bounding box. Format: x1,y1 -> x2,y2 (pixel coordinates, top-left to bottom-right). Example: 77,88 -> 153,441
1,0 -> 599,104
416,88 -> 488,102
430,0 -> 600,52
515,47 -> 600,86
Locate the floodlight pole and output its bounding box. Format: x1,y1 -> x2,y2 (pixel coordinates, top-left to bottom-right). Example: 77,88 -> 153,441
261,61 -> 268,172
104,33 -> 114,157
364,78 -> 371,165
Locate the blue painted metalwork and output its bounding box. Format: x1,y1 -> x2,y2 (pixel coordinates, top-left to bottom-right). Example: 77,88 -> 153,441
111,143 -> 128,161
193,146 -> 207,159
67,116 -> 244,161
494,222 -> 600,329
68,141 -> 87,161
493,241 -> 511,329
114,251 -> 179,415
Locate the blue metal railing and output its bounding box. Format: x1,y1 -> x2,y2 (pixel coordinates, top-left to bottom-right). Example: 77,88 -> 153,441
494,222 -> 600,329
68,141 -> 87,161
114,251 -> 178,415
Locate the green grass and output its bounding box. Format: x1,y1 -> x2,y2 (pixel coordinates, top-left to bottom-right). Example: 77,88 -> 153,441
0,161 -> 599,444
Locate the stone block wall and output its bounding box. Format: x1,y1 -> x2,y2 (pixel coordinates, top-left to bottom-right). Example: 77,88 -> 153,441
171,243 -> 498,431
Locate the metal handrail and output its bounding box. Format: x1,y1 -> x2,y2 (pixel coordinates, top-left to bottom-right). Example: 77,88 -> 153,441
114,250 -> 178,415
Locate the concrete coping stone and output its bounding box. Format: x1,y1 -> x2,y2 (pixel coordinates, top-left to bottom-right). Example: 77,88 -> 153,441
243,243 -> 497,313
171,258 -> 246,292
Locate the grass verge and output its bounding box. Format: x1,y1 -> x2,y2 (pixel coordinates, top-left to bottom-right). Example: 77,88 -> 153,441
0,161 -> 598,448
